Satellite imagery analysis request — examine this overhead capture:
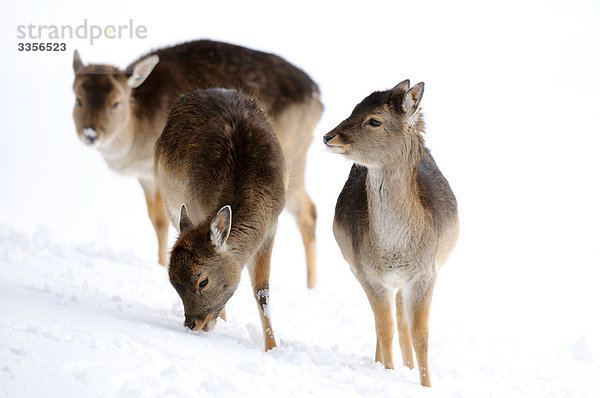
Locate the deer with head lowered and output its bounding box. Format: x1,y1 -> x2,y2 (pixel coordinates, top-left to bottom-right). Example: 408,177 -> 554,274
154,88 -> 286,350
323,80 -> 458,386
72,40 -> 321,288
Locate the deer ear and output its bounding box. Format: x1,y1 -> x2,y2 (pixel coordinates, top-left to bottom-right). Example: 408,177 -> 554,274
392,79 -> 410,94
73,50 -> 84,73
210,205 -> 232,251
127,55 -> 159,88
390,79 -> 410,112
179,204 -> 194,234
401,82 -> 424,123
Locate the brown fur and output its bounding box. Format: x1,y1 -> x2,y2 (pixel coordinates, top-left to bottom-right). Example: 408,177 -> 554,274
324,80 -> 459,386
72,40 -> 322,284
139,176 -> 170,267
154,89 -> 285,351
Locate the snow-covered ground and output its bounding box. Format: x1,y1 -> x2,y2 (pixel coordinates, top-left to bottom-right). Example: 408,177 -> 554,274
2,0 -> 600,396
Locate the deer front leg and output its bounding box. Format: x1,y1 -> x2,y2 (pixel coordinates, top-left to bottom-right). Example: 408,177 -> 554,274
406,277 -> 436,387
248,235 -> 277,351
396,290 -> 414,369
362,282 -> 395,369
138,177 -> 169,266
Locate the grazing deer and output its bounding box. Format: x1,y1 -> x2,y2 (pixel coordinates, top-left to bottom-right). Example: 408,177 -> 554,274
72,40 -> 321,287
154,89 -> 286,351
323,80 -> 458,386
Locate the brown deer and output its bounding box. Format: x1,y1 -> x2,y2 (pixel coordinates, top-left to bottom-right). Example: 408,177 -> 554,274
154,88 -> 286,351
72,40 -> 321,287
323,80 -> 458,386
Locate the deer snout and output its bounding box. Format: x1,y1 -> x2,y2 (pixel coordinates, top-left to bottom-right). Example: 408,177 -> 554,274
83,128 -> 99,145
184,317 -> 196,331
323,131 -> 347,154
184,314 -> 216,332
323,133 -> 336,145
323,131 -> 345,147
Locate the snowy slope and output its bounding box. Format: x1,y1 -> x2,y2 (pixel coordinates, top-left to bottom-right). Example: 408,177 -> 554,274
1,218 -> 599,397
2,0 -> 600,396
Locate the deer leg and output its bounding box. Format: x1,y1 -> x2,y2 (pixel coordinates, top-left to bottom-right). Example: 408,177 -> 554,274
375,336 -> 382,364
396,290 -> 414,369
406,277 -> 436,387
248,235 -> 277,351
276,100 -> 320,289
287,187 -> 317,289
363,283 -> 395,369
138,178 -> 169,266
218,307 -> 227,321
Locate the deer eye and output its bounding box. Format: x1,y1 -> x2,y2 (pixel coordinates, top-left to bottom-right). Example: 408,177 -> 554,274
112,101 -> 120,109
76,98 -> 82,106
198,278 -> 209,289
368,118 -> 382,127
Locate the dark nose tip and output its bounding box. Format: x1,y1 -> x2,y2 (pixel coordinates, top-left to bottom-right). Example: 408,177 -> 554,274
184,318 -> 196,330
83,128 -> 99,144
323,133 -> 335,144
85,136 -> 98,144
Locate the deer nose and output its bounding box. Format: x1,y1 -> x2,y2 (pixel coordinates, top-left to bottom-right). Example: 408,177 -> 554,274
323,133 -> 335,145
83,128 -> 99,144
184,318 -> 196,330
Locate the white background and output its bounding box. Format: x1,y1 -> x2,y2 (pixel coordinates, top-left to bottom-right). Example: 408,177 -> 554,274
1,0 -> 599,396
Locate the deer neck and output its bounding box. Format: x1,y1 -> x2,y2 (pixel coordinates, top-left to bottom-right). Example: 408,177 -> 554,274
227,215 -> 270,266
365,138 -> 425,252
97,116 -> 136,163
97,114 -> 156,176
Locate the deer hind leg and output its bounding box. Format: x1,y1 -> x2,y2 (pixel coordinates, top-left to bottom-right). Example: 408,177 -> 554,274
363,284 -> 395,369
406,278 -> 436,387
276,101 -> 321,290
248,234 -> 277,351
286,185 -> 317,289
396,290 -> 414,369
138,177 -> 170,266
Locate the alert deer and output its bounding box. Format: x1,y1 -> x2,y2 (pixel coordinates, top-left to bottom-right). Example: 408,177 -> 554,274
72,40 -> 321,287
323,80 -> 458,386
155,89 -> 286,351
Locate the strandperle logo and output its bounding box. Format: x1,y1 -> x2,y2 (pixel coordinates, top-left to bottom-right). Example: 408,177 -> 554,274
16,19 -> 148,45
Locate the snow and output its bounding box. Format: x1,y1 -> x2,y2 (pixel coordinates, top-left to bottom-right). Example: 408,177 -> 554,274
2,224 -> 599,397
2,0 -> 600,396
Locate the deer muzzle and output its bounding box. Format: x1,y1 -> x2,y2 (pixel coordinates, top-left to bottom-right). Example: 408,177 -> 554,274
323,132 -> 347,154
83,128 -> 99,145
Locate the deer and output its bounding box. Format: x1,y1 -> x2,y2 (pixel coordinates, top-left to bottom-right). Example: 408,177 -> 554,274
72,40 -> 321,287
323,80 -> 459,387
154,88 -> 286,351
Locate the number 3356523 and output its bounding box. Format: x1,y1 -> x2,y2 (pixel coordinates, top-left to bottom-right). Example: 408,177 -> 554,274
18,43 -> 66,51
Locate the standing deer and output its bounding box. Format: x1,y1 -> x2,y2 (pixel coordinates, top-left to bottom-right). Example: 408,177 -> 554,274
72,40 -> 321,287
323,80 -> 458,386
155,89 -> 286,351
